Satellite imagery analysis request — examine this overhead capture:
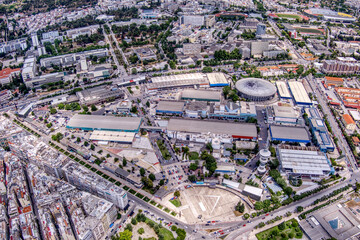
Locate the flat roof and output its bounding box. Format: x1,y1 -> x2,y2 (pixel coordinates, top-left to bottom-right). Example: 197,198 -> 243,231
349,110 -> 360,121
216,165 -> 236,172
67,115 -> 142,132
156,101 -> 184,113
288,81 -> 312,104
223,179 -> 240,189
243,185 -> 263,197
167,119 -> 257,138
90,130 -> 136,143
278,149 -> 331,175
270,125 -> 310,142
276,81 -> 292,98
207,73 -> 228,86
148,73 -> 209,89
273,105 -> 297,118
181,89 -> 221,101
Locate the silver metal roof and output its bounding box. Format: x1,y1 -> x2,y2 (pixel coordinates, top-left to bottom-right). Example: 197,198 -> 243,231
67,115 -> 142,131
235,78 -> 276,98
167,119 -> 257,137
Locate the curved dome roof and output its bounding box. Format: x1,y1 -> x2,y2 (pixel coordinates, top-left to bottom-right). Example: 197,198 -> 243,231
235,78 -> 277,98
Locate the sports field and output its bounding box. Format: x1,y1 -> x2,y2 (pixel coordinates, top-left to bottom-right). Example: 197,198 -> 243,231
296,27 -> 324,35
276,13 -> 302,20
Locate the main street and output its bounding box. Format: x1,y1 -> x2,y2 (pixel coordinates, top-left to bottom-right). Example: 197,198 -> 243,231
306,74 -> 358,171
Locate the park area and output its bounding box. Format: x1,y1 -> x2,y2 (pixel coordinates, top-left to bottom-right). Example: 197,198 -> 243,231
276,13 -> 302,20
157,139 -> 171,160
256,219 -> 304,240
296,27 -> 324,35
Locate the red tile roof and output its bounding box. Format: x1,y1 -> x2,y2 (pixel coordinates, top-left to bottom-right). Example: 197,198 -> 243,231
0,68 -> 20,79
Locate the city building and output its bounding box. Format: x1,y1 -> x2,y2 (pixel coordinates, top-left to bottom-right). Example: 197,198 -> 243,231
40,49 -> 108,68
321,57 -> 360,75
250,41 -> 269,56
180,15 -> 205,26
324,76 -> 344,87
342,114 -> 356,131
0,38 -> 27,54
166,119 -> 257,142
207,72 -> 229,87
265,105 -> 300,125
41,31 -> 63,44
21,57 -> 36,81
134,47 -> 157,61
306,107 -> 335,152
17,103 -> 34,118
277,147 -> 333,179
257,149 -> 270,175
269,125 -> 310,143
76,86 -> 123,105
210,101 -> 256,120
67,115 -> 142,132
147,73 -> 208,90
183,43 -> 201,55
66,25 -> 100,39
156,101 -> 185,115
301,203 -> 360,240
288,81 -> 312,106
0,68 -> 20,85
242,185 -> 263,201
184,101 -> 209,118
25,72 -> 64,88
181,89 -> 221,102
256,23 -> 266,36
214,165 -> 236,174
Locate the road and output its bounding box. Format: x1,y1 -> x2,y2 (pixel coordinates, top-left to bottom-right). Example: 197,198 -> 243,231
306,74 -> 358,171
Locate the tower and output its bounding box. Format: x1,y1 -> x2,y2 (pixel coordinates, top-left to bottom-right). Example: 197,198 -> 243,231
257,149 -> 271,175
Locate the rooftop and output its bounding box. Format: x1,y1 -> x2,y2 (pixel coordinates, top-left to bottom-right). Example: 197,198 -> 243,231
67,115 -> 142,132
278,148 -> 331,176
288,81 -> 312,104
181,89 -> 221,101
156,101 -> 185,113
0,68 -> 20,79
343,114 -> 355,125
167,119 -> 257,138
89,130 -> 136,143
270,125 -> 310,142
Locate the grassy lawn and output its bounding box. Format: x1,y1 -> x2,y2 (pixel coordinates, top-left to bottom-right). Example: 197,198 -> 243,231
276,13 -> 301,20
171,211 -> 177,216
129,189 -> 136,194
164,208 -> 170,213
169,198 -> 181,207
256,219 -> 303,240
296,27 -> 324,34
136,193 -> 144,199
157,204 -> 163,209
123,186 -> 130,191
144,197 -> 150,202
150,200 -> 156,206
158,227 -> 175,240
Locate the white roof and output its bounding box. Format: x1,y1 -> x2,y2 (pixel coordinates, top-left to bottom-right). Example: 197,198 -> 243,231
276,81 -> 291,98
288,81 -> 311,104
349,110 -> 360,121
243,185 -> 263,197
278,149 -> 331,175
207,73 -> 228,85
223,179 -> 240,189
90,130 -> 135,143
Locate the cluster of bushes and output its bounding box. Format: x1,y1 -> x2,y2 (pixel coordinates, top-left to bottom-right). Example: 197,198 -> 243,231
299,195 -> 344,219
313,184 -> 351,205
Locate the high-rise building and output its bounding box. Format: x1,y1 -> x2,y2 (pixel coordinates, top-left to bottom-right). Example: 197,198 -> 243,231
180,15 -> 205,27
256,23 -> 266,36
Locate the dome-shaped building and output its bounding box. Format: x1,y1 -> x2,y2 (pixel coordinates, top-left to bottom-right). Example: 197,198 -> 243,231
235,78 -> 277,101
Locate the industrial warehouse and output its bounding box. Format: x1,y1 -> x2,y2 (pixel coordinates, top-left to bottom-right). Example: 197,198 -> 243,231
146,72 -> 229,90
66,115 -> 142,132
166,119 -> 257,142
181,89 -> 222,102
288,81 -> 312,106
156,101 -> 185,115
277,148 -> 333,179
269,125 -> 310,143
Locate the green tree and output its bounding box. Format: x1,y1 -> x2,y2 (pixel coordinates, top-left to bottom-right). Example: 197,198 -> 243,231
90,144 -> 95,150
296,206 -> 303,212
176,228 -> 186,240
137,227 -> 144,235
58,103 -> 65,109
112,229 -> 132,240
189,162 -> 198,171
131,218 -> 137,225
91,104 -> 97,111
188,175 -> 196,182
125,224 -> 133,232
235,202 -> 245,213
82,105 -> 89,112
123,157 -> 127,166
202,66 -> 213,73
278,221 -> 286,231
140,167 -> 145,176
149,173 -> 156,181
50,108 -> 57,114
174,190 -> 180,198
